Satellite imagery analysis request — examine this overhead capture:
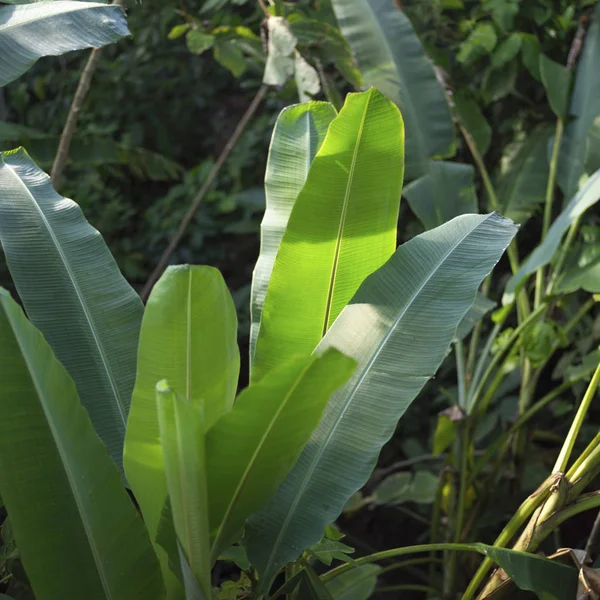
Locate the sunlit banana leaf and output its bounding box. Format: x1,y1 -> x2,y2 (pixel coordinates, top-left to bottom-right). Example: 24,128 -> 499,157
157,382 -> 212,599
250,102 -> 336,366
206,350 -> 355,561
403,161 -> 477,229
252,88 -> 404,382
124,265 -> 239,599
557,3 -> 600,200
0,148 -> 143,470
331,0 -> 454,179
0,289 -> 162,600
504,168 -> 600,303
245,213 -> 517,587
496,125 -> 552,225
0,1 -> 129,86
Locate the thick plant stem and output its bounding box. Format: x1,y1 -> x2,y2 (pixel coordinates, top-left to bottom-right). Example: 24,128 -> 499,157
534,119 -> 564,309
553,360 -> 600,473
445,422 -> 471,597
51,0 -> 124,189
141,84 -> 268,301
460,473 -> 560,600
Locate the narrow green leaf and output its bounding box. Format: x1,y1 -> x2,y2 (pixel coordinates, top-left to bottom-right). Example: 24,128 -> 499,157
0,289 -> 162,600
539,54 -> 571,120
520,34 -> 541,81
453,90 -> 492,156
156,381 -> 211,600
504,169 -> 600,303
496,125 -> 552,224
0,148 -> 143,471
124,265 -> 239,597
0,1 -> 129,86
206,350 -> 355,561
558,4 -> 600,199
246,213 -> 517,588
252,89 -> 404,382
325,564 -> 380,600
457,23 -> 497,65
250,102 -> 337,366
331,0 -> 454,178
403,161 -> 477,229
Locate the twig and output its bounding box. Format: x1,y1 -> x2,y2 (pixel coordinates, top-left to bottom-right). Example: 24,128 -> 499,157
51,0 -> 125,189
585,508 -> 600,559
140,84 -> 269,301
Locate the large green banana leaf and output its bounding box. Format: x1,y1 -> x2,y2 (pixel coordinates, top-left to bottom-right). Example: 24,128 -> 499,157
206,350 -> 355,561
252,88 -> 404,382
504,168 -> 600,303
0,289 -> 162,600
245,213 -> 517,588
402,161 -> 477,229
250,102 -> 336,366
557,3 -> 600,200
496,125 -> 552,225
0,149 -> 143,471
0,1 -> 129,86
330,0 -> 454,179
156,382 -> 212,600
124,265 -> 239,598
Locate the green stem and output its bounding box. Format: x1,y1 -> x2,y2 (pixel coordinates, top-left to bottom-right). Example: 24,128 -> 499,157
535,119 -> 564,309
456,340 -> 467,409
468,304 -> 547,414
470,379 -> 579,484
566,431 -> 600,481
446,423 -> 471,595
553,359 -> 600,473
461,473 -> 560,600
547,216 -> 582,296
321,543 -> 484,584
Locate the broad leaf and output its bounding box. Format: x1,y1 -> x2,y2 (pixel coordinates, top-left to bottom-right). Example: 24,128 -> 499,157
403,161 -> 477,229
245,213 -> 517,587
250,102 -> 336,365
504,169 -> 600,302
124,265 -> 239,598
555,251 -> 600,294
496,125 -> 552,224
252,89 -> 404,382
156,382 -> 211,599
0,1 -> 129,86
0,289 -> 162,600
539,54 -> 571,120
206,350 -> 355,561
0,148 -> 143,470
475,544 -> 577,600
326,565 -> 380,600
331,0 -> 454,179
453,90 -> 492,156
557,4 -> 600,199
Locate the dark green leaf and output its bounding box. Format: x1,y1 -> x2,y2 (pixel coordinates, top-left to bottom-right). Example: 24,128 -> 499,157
454,91 -> 492,156
539,55 -> 571,120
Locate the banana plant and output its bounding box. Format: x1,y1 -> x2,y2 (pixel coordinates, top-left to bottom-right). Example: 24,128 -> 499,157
0,4 -> 574,599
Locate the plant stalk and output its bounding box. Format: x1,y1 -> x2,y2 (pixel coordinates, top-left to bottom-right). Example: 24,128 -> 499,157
51,0 -> 124,189
553,359 -> 600,473
141,84 -> 268,301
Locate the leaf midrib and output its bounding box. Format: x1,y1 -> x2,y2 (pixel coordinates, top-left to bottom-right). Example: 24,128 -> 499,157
261,214 -> 497,578
2,160 -> 126,429
322,93 -> 371,336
